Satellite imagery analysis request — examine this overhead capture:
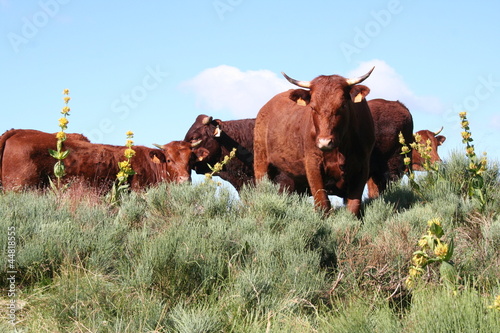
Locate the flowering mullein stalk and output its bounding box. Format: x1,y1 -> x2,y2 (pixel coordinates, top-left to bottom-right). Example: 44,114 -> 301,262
399,132 -> 413,178
109,131 -> 136,205
48,89 -> 71,189
405,218 -> 456,290
410,133 -> 438,172
205,148 -> 237,182
117,131 -> 136,185
459,111 -> 487,209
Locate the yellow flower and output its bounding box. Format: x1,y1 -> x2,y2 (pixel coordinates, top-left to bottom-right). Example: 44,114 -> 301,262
489,295 -> 500,311
126,130 -> 134,137
63,96 -> 71,104
398,132 -> 406,145
418,237 -> 429,249
461,131 -> 471,140
461,120 -> 469,128
61,106 -> 70,114
412,253 -> 427,267
427,218 -> 441,227
434,242 -> 448,258
119,160 -> 132,171
124,148 -> 136,159
401,146 -> 410,154
56,131 -> 66,140
116,171 -> 126,180
413,133 -> 421,143
459,111 -> 467,118
58,117 -> 69,128
63,89 -> 70,95
404,157 -> 411,165
125,139 -> 134,148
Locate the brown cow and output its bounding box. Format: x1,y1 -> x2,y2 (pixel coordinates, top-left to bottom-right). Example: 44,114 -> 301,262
412,128 -> 446,171
184,115 -> 255,190
366,99 -> 414,198
0,129 -> 193,191
254,68 -> 375,215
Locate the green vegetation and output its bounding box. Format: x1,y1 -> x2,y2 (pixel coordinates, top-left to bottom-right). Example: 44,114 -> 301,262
1,162 -> 499,332
1,110 -> 499,332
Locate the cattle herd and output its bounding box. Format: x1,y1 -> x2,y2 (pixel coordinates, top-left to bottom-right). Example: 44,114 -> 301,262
0,67 -> 446,215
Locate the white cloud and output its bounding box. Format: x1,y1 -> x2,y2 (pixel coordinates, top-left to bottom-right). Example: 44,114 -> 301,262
181,65 -> 291,118
348,59 -> 444,115
182,62 -> 445,120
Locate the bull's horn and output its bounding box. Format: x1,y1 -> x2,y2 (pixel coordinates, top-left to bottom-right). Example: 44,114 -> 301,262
282,72 -> 312,89
152,143 -> 164,150
191,139 -> 202,147
202,116 -> 213,125
346,66 -> 375,86
434,126 -> 444,136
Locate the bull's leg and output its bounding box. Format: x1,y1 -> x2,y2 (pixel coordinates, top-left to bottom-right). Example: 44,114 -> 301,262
253,139 -> 269,182
366,177 -> 380,199
305,160 -> 331,213
346,180 -> 366,217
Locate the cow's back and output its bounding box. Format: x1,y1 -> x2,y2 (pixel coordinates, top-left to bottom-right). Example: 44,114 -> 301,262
0,129 -> 168,191
367,99 -> 414,197
254,90 -> 310,176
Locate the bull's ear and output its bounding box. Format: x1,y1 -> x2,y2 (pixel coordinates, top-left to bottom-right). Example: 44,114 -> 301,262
436,135 -> 446,146
194,147 -> 210,162
289,89 -> 311,106
149,150 -> 166,164
349,85 -> 370,103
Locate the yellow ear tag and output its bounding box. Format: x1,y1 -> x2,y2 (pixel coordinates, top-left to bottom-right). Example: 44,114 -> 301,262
354,93 -> 363,103
296,98 -> 307,106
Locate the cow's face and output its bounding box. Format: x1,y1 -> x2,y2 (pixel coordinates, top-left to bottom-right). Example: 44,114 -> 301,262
184,115 -> 222,173
284,68 -> 373,151
151,141 -> 194,183
412,129 -> 446,171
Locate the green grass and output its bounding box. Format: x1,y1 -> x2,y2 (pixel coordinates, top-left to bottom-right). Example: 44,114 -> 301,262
1,156 -> 500,332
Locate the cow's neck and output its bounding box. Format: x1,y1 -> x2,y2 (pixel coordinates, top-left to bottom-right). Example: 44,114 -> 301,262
215,129 -> 253,166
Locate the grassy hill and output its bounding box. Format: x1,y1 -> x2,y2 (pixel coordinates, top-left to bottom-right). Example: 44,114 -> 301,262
1,152 -> 500,332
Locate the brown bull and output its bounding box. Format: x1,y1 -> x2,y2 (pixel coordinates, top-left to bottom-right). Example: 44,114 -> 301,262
0,129 -> 193,191
254,68 -> 375,215
412,128 -> 446,171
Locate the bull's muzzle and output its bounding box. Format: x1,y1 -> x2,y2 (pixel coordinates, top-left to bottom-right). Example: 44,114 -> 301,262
317,137 -> 334,151
177,175 -> 192,184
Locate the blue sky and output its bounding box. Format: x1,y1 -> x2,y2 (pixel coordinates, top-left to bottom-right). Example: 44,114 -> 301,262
2,0 -> 500,168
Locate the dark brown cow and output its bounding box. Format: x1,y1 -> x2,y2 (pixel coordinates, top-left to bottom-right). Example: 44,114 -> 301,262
254,68 -> 375,215
0,129 -> 193,191
184,115 -> 255,190
366,99 -> 414,198
412,128 -> 446,171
